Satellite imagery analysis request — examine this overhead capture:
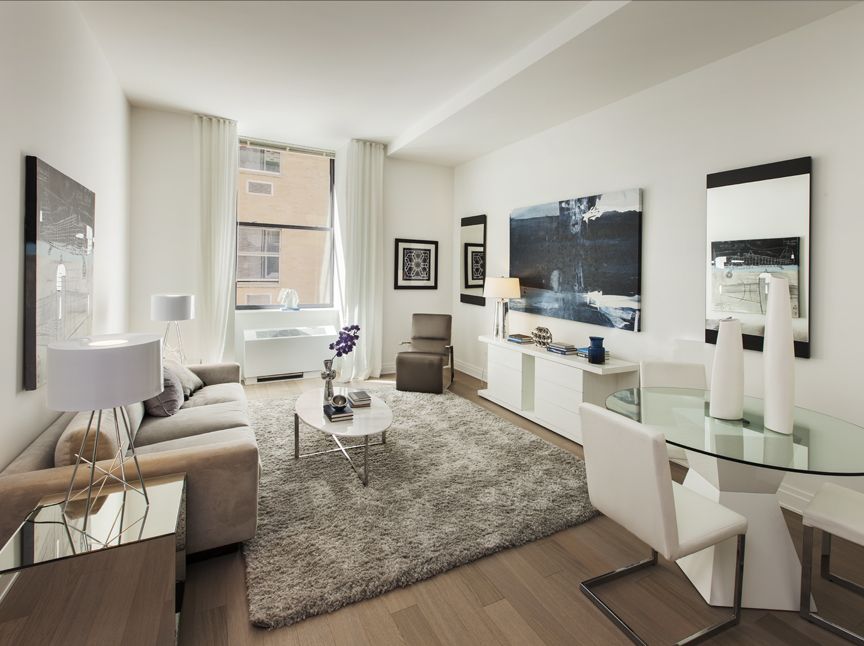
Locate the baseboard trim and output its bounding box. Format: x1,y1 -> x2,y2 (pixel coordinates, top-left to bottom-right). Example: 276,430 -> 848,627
777,482 -> 813,515
455,360 -> 484,381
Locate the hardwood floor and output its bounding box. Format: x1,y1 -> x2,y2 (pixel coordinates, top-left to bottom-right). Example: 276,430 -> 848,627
178,372 -> 862,645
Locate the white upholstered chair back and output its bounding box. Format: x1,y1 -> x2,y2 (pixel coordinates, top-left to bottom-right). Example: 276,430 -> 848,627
640,361 -> 707,389
580,403 -> 680,560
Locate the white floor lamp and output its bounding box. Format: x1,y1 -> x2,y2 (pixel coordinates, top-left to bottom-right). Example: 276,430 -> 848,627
483,277 -> 521,339
151,294 -> 195,364
46,333 -> 163,540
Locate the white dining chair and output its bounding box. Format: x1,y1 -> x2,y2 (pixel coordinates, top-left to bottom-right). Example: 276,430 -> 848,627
800,482 -> 864,644
579,403 -> 748,645
640,361 -> 707,465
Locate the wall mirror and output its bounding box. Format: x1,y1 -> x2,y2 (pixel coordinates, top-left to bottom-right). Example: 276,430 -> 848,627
705,157 -> 811,358
460,214 -> 486,306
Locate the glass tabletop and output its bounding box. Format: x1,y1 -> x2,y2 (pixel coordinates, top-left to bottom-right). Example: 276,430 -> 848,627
605,387 -> 864,476
0,474 -> 185,576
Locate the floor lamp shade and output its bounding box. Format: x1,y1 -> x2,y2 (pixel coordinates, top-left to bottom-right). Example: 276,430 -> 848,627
763,276 -> 795,435
151,294 -> 195,322
46,333 -> 163,412
709,318 -> 744,420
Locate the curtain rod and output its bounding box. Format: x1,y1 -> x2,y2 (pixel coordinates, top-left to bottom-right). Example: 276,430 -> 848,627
238,136 -> 335,159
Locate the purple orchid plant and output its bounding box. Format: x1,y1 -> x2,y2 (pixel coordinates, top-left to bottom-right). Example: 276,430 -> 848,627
329,324 -> 360,358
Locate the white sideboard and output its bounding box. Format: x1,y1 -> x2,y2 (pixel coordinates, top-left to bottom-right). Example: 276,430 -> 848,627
477,335 -> 639,444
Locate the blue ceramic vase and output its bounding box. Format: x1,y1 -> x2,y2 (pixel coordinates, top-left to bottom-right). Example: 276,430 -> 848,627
588,336 -> 606,364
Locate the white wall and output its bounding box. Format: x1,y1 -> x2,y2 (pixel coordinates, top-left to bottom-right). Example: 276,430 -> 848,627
382,158 -> 454,373
0,3 -> 130,469
128,107 -> 204,362
453,4 -> 864,507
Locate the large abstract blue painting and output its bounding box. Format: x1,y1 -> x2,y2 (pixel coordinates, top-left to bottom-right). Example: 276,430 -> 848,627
509,188 -> 642,331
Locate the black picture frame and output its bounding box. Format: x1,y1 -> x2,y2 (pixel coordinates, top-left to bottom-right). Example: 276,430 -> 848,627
463,243 -> 485,289
394,238 -> 438,290
705,156 -> 812,358
460,214 -> 486,306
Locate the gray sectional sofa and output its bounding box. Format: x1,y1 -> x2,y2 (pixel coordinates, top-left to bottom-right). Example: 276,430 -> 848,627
0,363 -> 259,554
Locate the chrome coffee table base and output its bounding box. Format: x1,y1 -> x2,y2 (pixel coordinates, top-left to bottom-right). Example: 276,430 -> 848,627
294,413 -> 386,486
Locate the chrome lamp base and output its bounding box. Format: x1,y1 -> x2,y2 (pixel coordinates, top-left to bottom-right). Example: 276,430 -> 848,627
64,406 -> 149,546
163,320 -> 186,364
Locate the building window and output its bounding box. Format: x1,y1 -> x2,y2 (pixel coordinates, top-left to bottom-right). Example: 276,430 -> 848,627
239,144 -> 281,174
237,226 -> 280,281
236,141 -> 334,309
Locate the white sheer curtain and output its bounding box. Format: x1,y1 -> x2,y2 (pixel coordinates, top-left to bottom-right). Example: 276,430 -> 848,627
338,140 -> 384,380
197,115 -> 238,363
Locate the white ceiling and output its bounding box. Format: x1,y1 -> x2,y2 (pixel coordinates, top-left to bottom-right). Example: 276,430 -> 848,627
77,0 -> 854,166
76,0 -> 585,151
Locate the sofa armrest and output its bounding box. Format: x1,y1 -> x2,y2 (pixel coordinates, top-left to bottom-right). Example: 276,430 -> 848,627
188,362 -> 241,386
0,431 -> 259,554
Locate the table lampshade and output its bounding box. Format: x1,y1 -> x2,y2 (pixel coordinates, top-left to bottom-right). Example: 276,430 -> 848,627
46,333 -> 163,412
483,277 -> 521,299
150,294 -> 195,322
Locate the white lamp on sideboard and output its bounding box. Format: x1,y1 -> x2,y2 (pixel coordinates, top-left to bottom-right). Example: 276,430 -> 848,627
151,293 -> 195,364
483,277 -> 521,339
46,333 -> 163,538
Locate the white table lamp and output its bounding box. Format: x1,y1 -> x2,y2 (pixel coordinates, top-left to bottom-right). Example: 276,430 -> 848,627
483,277 -> 521,339
47,333 -> 163,536
151,294 -> 195,364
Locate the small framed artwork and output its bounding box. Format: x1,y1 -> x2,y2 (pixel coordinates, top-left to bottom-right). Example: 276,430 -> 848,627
464,243 -> 484,289
394,238 -> 438,289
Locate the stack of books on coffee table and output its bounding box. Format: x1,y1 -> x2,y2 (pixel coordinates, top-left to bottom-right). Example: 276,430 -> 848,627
348,390 -> 371,408
547,342 -> 579,355
323,403 -> 354,422
507,333 -> 533,344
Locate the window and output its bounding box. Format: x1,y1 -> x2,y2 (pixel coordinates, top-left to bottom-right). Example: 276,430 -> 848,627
236,141 -> 334,309
239,145 -> 281,173
237,226 -> 280,281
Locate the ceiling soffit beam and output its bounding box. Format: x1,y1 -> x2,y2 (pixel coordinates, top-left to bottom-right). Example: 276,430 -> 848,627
386,0 -> 630,158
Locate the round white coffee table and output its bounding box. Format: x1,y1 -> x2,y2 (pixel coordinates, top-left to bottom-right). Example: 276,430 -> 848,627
293,388 -> 393,486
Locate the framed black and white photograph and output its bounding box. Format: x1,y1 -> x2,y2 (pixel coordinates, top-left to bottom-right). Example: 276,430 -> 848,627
464,243 -> 484,289
24,156 -> 96,390
394,238 -> 438,289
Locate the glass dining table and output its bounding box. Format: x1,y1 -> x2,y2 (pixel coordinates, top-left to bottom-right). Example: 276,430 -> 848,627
606,387 -> 864,612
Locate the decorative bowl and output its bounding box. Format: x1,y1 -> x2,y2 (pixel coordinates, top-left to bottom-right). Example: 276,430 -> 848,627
330,393 -> 348,411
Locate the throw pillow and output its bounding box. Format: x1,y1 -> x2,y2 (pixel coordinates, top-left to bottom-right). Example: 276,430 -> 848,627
165,359 -> 204,398
143,367 -> 184,417
54,410 -> 121,467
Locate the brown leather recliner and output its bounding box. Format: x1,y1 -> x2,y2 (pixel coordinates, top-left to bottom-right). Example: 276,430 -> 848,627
396,314 -> 454,394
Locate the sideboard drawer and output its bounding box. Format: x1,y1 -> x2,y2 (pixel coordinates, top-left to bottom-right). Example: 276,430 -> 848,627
535,397 -> 583,442
536,357 -> 583,392
488,344 -> 524,372
487,364 -> 523,409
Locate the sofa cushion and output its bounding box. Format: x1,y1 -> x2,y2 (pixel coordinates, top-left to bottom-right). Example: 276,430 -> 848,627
136,426 -> 254,454
144,367 -> 184,417
166,359 -> 205,398
135,400 -> 249,447
54,410 -> 123,467
181,382 -> 246,409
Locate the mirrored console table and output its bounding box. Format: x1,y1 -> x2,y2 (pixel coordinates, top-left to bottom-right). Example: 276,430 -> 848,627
0,473 -> 186,646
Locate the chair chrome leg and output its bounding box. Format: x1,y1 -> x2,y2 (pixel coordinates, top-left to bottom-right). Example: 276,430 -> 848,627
581,535 -> 746,646
802,528 -> 864,645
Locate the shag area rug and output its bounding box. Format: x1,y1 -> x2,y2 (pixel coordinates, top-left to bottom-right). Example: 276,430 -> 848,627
243,386 -> 595,629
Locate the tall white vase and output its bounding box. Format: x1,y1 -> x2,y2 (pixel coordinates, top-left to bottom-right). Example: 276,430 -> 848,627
710,318 -> 744,420
763,275 -> 795,434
